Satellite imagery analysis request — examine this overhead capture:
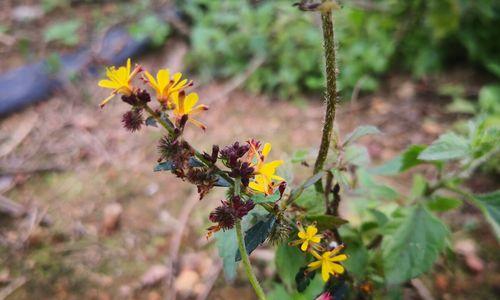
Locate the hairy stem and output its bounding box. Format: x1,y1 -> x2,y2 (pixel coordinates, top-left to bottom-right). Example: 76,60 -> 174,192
234,178 -> 266,300
313,10 -> 338,192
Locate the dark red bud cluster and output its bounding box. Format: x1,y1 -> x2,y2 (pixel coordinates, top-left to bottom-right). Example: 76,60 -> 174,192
209,196 -> 255,230
219,142 -> 254,186
121,89 -> 151,106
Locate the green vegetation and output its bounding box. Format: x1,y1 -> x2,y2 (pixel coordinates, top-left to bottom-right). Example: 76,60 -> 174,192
180,0 -> 500,98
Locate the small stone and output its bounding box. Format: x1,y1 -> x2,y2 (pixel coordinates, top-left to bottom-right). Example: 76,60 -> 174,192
12,5 -> 44,22
140,265 -> 169,288
102,203 -> 123,234
175,270 -> 200,297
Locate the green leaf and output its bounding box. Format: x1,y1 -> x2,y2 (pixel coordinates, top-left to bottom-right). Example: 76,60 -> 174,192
370,145 -> 427,175
418,132 -> 470,161
294,187 -> 324,215
276,244 -> 306,290
473,190 -> 500,239
358,169 -> 398,201
289,171 -> 325,203
145,116 -> 158,127
251,190 -> 281,203
343,125 -> 381,146
295,267 -> 316,293
291,149 -> 310,163
409,174 -> 427,201
44,20 -> 81,46
235,215 -> 276,261
382,205 -> 449,285
304,215 -> 348,230
344,145 -> 370,166
427,196 -> 463,212
343,240 -> 369,279
154,161 -> 174,172
400,145 -> 427,171
215,229 -> 238,280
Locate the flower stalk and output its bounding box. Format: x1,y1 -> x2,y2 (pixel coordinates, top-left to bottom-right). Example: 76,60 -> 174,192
234,178 -> 267,300
313,9 -> 338,192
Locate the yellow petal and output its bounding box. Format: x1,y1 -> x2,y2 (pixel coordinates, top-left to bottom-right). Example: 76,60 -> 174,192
249,181 -> 266,193
157,69 -> 170,89
310,249 -> 323,260
184,92 -> 199,112
321,265 -> 331,282
297,231 -> 307,239
311,236 -> 321,243
306,225 -> 318,237
300,241 -> 308,251
144,71 -> 159,90
262,143 -> 271,157
331,254 -> 347,262
172,72 -> 182,83
188,118 -> 206,130
330,263 -> 344,274
126,58 -> 131,76
98,79 -> 119,89
307,261 -> 322,270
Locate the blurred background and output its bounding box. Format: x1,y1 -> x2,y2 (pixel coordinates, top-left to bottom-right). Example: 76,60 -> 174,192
0,0 -> 499,299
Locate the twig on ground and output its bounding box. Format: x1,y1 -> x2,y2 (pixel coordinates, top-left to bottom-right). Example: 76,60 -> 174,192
0,112 -> 38,158
0,276 -> 27,300
165,189 -> 200,300
0,195 -> 51,226
195,262 -> 222,300
205,56 -> 266,104
411,278 -> 435,300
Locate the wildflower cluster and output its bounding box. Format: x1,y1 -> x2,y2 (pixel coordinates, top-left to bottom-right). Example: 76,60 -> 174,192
98,58 -> 287,231
291,223 -> 347,282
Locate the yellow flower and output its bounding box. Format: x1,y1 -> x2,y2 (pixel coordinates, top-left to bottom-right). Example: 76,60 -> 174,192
307,247 -> 347,282
143,69 -> 191,106
248,175 -> 279,195
248,143 -> 284,194
291,223 -> 322,251
171,91 -> 208,130
98,58 -> 141,107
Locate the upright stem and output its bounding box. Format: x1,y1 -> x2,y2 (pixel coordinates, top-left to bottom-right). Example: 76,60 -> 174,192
313,10 -> 338,192
234,178 -> 266,300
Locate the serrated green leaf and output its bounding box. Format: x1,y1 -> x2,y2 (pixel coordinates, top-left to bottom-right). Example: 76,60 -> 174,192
473,190 -> 500,239
427,196 -> 463,212
276,245 -> 306,290
418,132 -> 470,161
215,229 -> 238,280
382,205 -> 449,284
304,215 -> 348,230
343,125 -> 381,146
235,215 -> 275,261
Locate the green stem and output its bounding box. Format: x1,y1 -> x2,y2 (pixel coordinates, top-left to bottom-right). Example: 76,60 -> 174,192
143,104 -> 174,134
313,10 -> 338,192
233,178 -> 266,300
235,221 -> 266,300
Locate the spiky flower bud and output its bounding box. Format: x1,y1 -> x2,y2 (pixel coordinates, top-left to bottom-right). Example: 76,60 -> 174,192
121,109 -> 143,132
